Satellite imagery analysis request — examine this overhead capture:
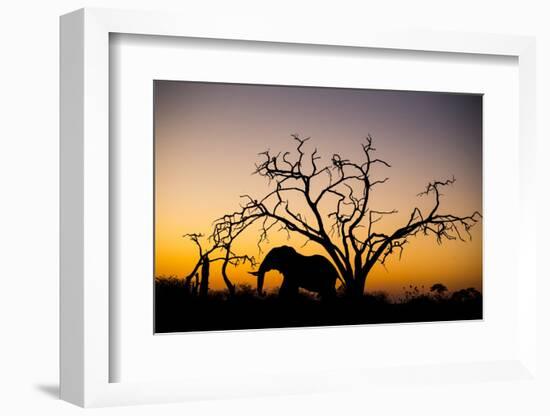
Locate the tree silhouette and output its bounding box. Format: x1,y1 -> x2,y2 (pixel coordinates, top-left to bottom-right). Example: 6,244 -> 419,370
181,232 -> 255,297
211,135 -> 481,297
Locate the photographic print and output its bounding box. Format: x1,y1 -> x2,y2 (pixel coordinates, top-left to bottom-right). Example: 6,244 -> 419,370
154,81 -> 482,333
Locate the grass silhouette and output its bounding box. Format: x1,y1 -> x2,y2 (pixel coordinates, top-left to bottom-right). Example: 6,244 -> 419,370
154,277 -> 482,333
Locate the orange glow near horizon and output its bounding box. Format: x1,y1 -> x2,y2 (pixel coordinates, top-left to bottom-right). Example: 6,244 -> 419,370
154,81 -> 482,297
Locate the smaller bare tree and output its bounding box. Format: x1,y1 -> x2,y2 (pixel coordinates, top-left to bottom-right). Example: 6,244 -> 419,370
182,232 -> 255,297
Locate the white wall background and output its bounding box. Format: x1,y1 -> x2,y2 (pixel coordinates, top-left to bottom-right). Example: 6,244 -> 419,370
0,1 -> 548,415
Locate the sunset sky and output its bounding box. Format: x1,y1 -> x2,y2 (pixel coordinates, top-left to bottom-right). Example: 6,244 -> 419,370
154,81 -> 482,296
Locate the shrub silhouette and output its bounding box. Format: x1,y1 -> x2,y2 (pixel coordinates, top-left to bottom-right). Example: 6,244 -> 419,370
430,283 -> 448,295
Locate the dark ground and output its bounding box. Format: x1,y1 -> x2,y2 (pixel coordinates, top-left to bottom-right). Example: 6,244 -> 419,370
154,278 -> 482,333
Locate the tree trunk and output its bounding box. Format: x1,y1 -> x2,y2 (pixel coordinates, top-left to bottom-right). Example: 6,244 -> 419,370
221,265 -> 235,297
199,255 -> 210,298
221,250 -> 236,297
191,273 -> 199,296
345,273 -> 367,298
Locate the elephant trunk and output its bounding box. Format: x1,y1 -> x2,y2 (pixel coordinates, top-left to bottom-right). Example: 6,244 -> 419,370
250,251 -> 280,296
249,265 -> 268,296
257,272 -> 265,296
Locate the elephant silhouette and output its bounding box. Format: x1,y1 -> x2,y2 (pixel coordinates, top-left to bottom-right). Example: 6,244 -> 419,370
249,245 -> 338,299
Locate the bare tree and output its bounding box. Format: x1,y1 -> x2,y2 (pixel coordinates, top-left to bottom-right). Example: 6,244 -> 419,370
182,232 -> 255,297
211,134 -> 481,297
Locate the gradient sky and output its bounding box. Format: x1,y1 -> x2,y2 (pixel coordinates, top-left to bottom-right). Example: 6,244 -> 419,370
154,81 -> 482,296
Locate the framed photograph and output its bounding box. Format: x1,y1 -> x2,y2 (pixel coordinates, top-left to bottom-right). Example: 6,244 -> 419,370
60,8 -> 540,408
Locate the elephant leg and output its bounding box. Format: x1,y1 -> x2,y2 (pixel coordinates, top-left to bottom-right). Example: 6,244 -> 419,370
320,277 -> 337,300
319,287 -> 335,300
279,278 -> 298,298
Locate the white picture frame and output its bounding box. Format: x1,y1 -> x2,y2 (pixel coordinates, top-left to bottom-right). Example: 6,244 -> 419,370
60,8 -> 539,408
